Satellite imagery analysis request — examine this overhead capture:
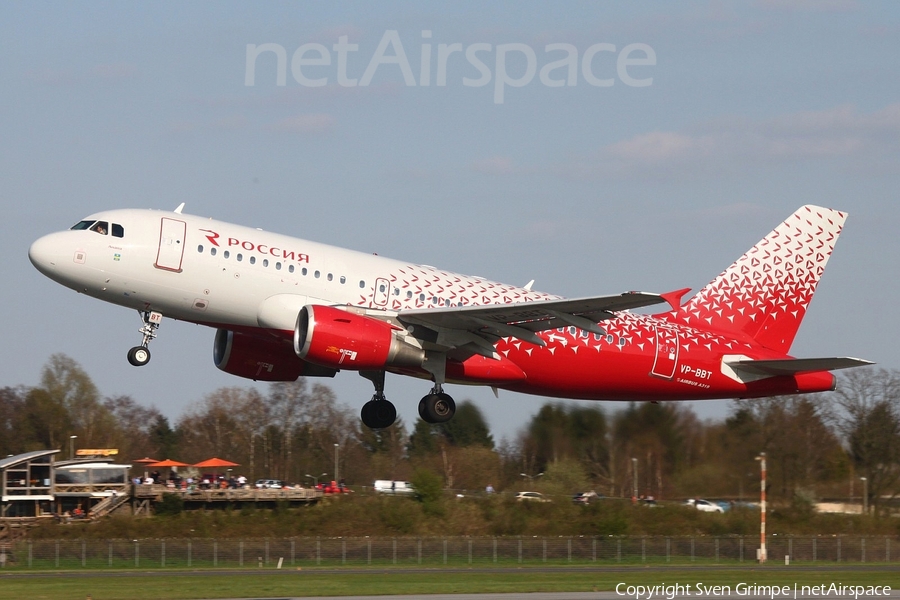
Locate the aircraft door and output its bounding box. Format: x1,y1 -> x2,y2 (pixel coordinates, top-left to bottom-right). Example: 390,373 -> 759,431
155,218 -> 186,272
650,324 -> 680,379
373,278 -> 390,306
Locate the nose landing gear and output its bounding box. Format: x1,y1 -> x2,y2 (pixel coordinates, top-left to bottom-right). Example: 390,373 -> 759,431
127,310 -> 162,367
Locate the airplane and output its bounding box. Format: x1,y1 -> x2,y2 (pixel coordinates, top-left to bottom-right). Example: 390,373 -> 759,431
28,204 -> 872,429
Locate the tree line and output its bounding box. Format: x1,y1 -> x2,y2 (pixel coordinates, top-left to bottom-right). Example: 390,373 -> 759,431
2,354 -> 898,513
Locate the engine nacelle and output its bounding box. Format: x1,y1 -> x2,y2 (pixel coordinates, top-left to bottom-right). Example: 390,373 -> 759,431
214,329 -> 337,382
294,305 -> 425,371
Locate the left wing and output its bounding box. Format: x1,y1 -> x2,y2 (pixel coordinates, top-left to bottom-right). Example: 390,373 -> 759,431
398,292 -> 664,356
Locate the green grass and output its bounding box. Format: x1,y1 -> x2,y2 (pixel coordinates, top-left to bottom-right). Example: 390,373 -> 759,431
1,567 -> 898,600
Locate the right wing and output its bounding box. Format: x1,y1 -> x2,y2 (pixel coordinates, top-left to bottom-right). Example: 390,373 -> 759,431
398,292 -> 664,356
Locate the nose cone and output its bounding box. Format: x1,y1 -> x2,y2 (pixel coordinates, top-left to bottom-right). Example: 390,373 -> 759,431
29,233 -> 63,277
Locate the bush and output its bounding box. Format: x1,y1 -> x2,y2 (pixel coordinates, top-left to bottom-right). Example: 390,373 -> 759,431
154,493 -> 184,516
410,468 -> 445,516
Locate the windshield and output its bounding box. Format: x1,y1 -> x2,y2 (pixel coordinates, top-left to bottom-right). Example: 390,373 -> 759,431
70,220 -> 95,230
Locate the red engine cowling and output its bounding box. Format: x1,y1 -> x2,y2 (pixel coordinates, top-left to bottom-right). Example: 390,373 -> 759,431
214,329 -> 337,382
294,305 -> 425,371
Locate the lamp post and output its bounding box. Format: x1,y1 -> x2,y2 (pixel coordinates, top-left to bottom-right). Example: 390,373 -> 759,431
69,435 -> 77,460
334,443 -> 340,484
305,472 -> 328,487
632,457 -> 638,502
755,452 -> 767,563
860,477 -> 868,516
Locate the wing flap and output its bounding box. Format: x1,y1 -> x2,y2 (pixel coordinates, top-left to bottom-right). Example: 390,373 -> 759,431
399,291 -> 663,349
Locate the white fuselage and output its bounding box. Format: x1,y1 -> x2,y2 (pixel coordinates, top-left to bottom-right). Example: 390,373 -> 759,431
29,209 -> 555,336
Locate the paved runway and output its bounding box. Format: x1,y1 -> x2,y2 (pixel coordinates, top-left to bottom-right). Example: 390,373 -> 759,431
214,592 -> 900,600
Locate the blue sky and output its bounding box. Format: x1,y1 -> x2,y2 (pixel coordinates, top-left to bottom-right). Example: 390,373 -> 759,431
2,1 -> 898,442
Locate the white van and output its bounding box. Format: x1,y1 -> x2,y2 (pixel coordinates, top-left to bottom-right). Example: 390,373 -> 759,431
373,480 -> 415,495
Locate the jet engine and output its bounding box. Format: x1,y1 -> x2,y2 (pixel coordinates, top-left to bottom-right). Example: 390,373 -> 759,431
214,329 -> 337,381
294,305 -> 425,371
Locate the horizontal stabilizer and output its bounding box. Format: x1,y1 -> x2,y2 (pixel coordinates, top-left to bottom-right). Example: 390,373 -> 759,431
724,356 -> 874,379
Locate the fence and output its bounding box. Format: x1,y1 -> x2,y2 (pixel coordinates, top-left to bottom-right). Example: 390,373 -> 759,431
0,535 -> 896,570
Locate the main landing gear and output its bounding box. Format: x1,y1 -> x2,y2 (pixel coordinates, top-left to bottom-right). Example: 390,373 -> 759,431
127,310 -> 162,367
360,371 -> 397,429
359,371 -> 457,430
418,385 -> 456,424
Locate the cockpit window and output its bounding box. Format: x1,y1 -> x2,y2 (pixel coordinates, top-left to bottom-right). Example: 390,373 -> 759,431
70,220 -> 95,231
111,223 -> 124,238
90,221 -> 109,235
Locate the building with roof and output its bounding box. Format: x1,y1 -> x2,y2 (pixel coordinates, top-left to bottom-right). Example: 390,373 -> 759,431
0,450 -> 58,518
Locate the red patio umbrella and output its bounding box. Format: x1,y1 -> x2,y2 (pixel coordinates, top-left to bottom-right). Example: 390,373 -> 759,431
148,459 -> 190,468
133,456 -> 160,480
193,458 -> 240,487
193,457 -> 239,468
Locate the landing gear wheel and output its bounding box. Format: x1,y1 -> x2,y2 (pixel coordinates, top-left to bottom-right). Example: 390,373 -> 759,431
127,346 -> 151,367
420,392 -> 455,424
361,399 -> 397,429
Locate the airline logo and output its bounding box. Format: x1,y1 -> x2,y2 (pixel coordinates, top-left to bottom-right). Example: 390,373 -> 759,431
199,229 -> 311,263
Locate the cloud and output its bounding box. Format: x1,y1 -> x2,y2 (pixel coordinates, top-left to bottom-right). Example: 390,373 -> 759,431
25,62 -> 138,85
604,131 -> 716,164
267,113 -> 336,134
754,0 -> 859,12
471,156 -> 516,176
91,62 -> 137,80
563,103 -> 900,178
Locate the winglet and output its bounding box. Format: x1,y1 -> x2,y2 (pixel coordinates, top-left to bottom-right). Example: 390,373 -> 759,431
523,280 -> 535,291
174,203 -> 185,214
660,288 -> 691,312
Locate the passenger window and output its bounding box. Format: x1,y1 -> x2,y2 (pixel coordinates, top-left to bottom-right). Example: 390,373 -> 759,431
237,254 -> 243,262
340,276 -> 346,284
327,273 -> 333,281
314,270 -> 320,278
288,264 -> 294,273
224,251 -> 230,259
198,245 -> 204,253
90,221 -> 109,235
210,248 -> 217,256
359,281 -> 366,288
302,268 -> 308,276
263,259 -> 269,267
249,256 -> 256,265
406,291 -> 412,299
112,224 -> 124,238
276,262 -> 282,270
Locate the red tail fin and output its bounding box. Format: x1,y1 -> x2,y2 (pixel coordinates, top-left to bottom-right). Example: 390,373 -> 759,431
670,205 -> 847,353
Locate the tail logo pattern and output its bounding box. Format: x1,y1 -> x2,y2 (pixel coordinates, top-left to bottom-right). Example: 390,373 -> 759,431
674,205 -> 846,353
